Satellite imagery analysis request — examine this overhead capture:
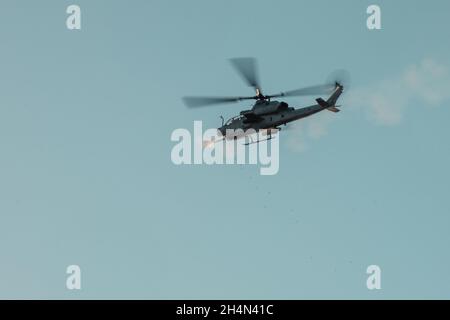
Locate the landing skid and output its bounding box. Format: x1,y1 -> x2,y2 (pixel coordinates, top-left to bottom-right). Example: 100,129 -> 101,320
243,135 -> 273,146
243,128 -> 279,145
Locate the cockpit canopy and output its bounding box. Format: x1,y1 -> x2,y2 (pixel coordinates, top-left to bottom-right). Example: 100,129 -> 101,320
224,115 -> 243,126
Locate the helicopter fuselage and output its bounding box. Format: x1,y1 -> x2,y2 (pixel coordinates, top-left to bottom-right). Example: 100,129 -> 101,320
218,101 -> 321,137
218,84 -> 343,139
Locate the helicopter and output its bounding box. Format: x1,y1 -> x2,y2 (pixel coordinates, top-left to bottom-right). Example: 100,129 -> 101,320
183,58 -> 348,144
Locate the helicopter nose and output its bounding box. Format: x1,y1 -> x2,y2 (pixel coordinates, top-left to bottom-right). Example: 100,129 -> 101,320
217,127 -> 226,136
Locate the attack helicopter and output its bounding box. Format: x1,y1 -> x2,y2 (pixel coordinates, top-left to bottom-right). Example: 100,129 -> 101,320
183,58 -> 349,144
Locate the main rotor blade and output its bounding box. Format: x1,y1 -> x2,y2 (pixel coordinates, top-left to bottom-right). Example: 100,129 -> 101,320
229,57 -> 260,89
268,83 -> 335,99
182,96 -> 256,108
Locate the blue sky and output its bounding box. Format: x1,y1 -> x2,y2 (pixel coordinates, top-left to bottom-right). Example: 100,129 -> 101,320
0,0 -> 450,299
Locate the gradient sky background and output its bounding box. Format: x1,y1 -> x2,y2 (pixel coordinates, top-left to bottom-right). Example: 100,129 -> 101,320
1,0 -> 450,299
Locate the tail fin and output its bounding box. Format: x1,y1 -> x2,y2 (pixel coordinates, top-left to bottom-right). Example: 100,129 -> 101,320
316,83 -> 344,113
326,83 -> 344,106
326,106 -> 340,113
